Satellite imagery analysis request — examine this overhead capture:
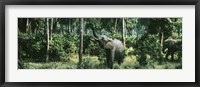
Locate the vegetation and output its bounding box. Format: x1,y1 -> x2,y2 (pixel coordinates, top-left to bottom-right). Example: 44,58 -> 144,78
18,18 -> 182,69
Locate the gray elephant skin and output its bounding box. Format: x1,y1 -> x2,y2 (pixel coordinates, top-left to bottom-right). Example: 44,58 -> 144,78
163,38 -> 182,61
92,28 -> 125,69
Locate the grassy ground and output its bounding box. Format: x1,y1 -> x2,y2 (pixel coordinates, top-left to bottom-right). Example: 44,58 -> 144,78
21,55 -> 182,69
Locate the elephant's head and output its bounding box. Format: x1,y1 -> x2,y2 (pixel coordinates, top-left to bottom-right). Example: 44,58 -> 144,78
163,38 -> 182,54
92,28 -> 113,49
163,39 -> 174,54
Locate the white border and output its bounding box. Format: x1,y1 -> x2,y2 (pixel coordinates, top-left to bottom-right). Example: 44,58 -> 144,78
5,5 -> 195,82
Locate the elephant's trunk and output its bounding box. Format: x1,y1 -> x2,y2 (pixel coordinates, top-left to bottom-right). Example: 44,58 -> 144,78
163,46 -> 166,54
163,40 -> 167,54
92,28 -> 98,40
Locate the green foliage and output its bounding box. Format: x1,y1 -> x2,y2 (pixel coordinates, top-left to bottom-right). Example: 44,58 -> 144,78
78,56 -> 103,69
126,36 -> 136,48
49,33 -> 78,61
18,32 -> 46,62
125,47 -> 135,56
18,18 -> 182,69
83,35 -> 105,57
49,34 -> 67,61
22,61 -> 77,69
120,55 -> 140,69
134,34 -> 160,65
21,54 -> 181,69
87,41 -> 105,57
109,32 -> 122,40
171,32 -> 179,39
18,32 -> 79,62
18,32 -> 28,60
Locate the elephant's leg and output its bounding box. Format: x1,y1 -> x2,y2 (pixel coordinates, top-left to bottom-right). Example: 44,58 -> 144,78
107,57 -> 113,69
106,49 -> 114,69
117,58 -> 122,65
117,53 -> 124,65
108,50 -> 115,69
109,60 -> 113,69
171,52 -> 174,61
165,51 -> 170,60
107,58 -> 112,69
106,50 -> 110,68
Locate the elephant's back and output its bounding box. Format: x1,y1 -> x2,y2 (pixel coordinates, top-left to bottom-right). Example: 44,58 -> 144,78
113,39 -> 124,52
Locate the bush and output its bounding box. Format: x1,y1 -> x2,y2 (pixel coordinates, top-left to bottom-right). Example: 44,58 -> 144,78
18,31 -> 79,62
49,34 -> 68,61
78,56 -> 101,69
49,33 -> 78,61
18,32 -> 46,62
87,41 -> 105,57
120,55 -> 140,69
134,34 -> 161,65
111,33 -> 122,40
125,47 -> 135,56
126,36 -> 136,48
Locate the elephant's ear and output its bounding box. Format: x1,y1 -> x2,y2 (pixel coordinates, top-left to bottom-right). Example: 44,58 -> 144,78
104,41 -> 114,49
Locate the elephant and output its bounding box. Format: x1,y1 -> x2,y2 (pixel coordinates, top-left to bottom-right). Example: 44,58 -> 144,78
163,38 -> 182,61
91,28 -> 125,69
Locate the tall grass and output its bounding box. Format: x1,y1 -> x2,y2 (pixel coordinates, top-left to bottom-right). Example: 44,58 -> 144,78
21,54 -> 181,69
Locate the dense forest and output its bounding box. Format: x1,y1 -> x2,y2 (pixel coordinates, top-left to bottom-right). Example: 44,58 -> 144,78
18,18 -> 182,69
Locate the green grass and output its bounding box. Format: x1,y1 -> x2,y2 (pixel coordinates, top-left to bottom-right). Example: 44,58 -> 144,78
21,54 -> 182,69
23,61 -> 77,69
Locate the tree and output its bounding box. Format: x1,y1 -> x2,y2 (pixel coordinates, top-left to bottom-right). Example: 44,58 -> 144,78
78,18 -> 84,66
50,18 -> 54,40
46,18 -> 49,62
68,18 -> 71,33
114,18 -> 118,33
122,18 -> 126,48
26,18 -> 30,32
137,18 -> 176,63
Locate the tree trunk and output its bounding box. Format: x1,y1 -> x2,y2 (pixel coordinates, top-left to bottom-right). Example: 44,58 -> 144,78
69,19 -> 71,33
78,18 -> 84,67
114,18 -> 118,33
53,18 -> 57,33
122,18 -> 126,48
46,18 -> 49,62
159,31 -> 164,64
26,18 -> 29,32
160,31 -> 164,54
50,18 -> 53,40
60,25 -> 63,35
34,20 -> 39,35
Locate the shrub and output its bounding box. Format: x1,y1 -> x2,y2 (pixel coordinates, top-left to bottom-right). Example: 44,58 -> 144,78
121,55 -> 140,69
78,56 -> 100,69
18,32 -> 46,62
49,33 -> 78,61
126,36 -> 136,48
134,34 -> 160,65
125,47 -> 135,56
